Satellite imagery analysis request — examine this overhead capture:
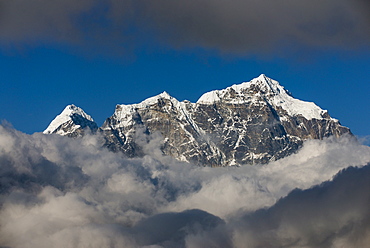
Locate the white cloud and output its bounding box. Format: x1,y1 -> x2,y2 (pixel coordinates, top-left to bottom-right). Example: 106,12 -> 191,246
0,124 -> 369,247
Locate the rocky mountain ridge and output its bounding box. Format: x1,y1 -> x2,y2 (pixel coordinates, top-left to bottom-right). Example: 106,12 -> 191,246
44,74 -> 352,166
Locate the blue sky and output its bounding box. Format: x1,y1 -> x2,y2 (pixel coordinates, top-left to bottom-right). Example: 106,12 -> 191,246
0,0 -> 369,137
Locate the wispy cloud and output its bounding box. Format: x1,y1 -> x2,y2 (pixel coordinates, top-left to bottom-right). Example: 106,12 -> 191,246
0,0 -> 368,55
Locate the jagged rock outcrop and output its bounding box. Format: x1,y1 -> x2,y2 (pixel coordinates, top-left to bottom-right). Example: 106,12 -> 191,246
44,74 -> 352,166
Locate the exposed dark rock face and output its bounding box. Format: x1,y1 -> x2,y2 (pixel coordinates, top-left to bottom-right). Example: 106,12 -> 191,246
44,75 -> 352,166
54,113 -> 98,138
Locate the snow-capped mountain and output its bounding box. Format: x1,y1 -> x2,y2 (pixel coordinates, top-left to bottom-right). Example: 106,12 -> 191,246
44,75 -> 351,166
43,104 -> 98,137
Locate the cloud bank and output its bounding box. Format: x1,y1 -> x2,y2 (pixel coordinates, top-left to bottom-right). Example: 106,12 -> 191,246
0,0 -> 369,54
0,124 -> 370,247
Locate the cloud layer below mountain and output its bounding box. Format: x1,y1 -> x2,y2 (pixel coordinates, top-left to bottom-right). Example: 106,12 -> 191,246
0,124 -> 370,247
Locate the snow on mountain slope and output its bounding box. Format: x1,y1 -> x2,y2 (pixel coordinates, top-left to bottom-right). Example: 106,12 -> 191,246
197,74 -> 328,120
43,104 -> 98,137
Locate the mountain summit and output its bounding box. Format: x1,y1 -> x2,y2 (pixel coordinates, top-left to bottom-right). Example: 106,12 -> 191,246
197,74 -> 326,120
44,75 -> 351,166
43,104 -> 98,137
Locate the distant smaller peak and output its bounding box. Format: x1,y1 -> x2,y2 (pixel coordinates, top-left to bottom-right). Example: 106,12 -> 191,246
62,104 -> 81,112
61,104 -> 72,112
57,104 -> 91,119
43,104 -> 94,134
67,104 -> 77,108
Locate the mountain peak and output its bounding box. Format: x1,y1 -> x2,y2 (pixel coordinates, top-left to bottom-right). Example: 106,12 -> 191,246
254,73 -> 270,84
114,91 -> 177,112
228,74 -> 287,98
62,104 -> 90,117
197,74 -> 327,120
142,91 -> 173,104
251,74 -> 283,93
43,104 -> 97,136
197,74 -> 278,104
